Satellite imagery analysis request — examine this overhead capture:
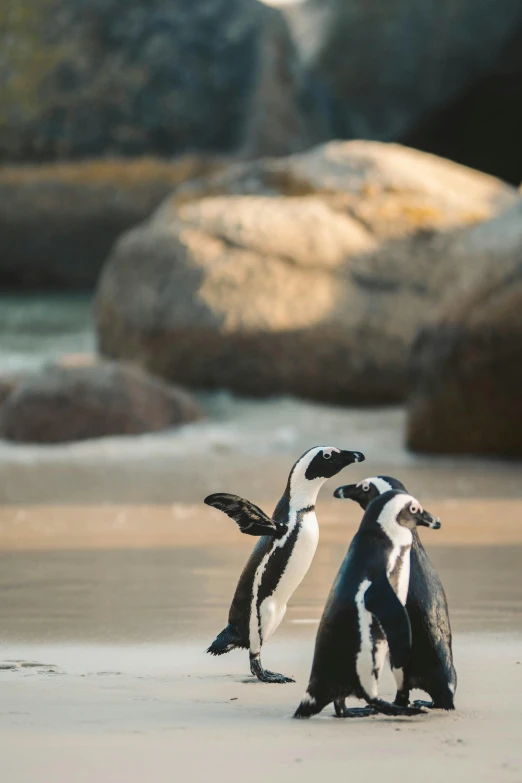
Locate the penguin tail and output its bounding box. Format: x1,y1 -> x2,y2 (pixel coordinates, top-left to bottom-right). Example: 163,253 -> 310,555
293,689 -> 325,719
206,625 -> 243,656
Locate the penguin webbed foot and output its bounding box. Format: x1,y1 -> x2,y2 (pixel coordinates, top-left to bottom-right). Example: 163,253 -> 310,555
411,699 -> 435,710
249,653 -> 294,684
257,669 -> 295,684
334,699 -> 377,719
369,698 -> 428,717
412,698 -> 455,711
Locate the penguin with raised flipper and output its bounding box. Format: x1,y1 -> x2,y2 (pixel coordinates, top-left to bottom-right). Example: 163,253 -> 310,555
204,446 -> 365,684
294,490 -> 440,718
334,475 -> 456,711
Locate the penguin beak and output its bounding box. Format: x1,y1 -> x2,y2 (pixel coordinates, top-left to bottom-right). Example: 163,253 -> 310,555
340,450 -> 365,465
417,510 -> 441,529
333,483 -> 358,499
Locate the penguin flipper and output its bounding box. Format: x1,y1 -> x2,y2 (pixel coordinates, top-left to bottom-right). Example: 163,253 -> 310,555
204,493 -> 286,538
364,575 -> 412,672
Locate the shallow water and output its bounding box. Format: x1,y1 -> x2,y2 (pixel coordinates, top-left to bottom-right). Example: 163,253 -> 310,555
1,542 -> 521,645
0,294 -> 94,373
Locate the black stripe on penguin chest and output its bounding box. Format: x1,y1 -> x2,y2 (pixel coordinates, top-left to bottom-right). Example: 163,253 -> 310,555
256,507 -> 311,608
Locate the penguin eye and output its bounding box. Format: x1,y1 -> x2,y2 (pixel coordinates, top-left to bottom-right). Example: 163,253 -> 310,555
409,502 -> 420,514
361,482 -> 370,492
323,452 -> 332,460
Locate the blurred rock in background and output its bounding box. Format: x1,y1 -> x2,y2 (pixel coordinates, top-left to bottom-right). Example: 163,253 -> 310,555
95,140 -> 518,405
0,361 -> 203,443
0,0 -> 314,162
2,0 -> 522,456
2,0 -> 522,180
284,0 -> 522,184
0,156 -> 223,289
407,200 -> 522,457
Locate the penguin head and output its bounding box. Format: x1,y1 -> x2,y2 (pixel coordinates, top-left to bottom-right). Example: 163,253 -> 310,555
301,447 -> 365,481
369,490 -> 441,539
334,475 -> 406,510
396,494 -> 441,531
289,446 -> 365,504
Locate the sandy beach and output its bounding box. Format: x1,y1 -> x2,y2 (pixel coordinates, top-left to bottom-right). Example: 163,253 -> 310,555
0,392 -> 521,782
1,488 -> 522,782
1,633 -> 522,783
2,1 -> 522,775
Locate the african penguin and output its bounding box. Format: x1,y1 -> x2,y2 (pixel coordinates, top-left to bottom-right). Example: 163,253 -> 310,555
204,446 -> 365,683
294,490 -> 440,718
334,475 -> 456,710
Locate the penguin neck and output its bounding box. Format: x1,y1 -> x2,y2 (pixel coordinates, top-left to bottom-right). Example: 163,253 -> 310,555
372,494 -> 414,549
287,474 -> 325,515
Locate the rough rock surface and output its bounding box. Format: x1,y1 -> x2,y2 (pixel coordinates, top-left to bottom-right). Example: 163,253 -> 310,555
0,362 -> 203,443
285,0 -> 522,142
0,156 -> 222,289
407,199 -> 522,456
0,0 -> 312,162
95,141 -> 518,404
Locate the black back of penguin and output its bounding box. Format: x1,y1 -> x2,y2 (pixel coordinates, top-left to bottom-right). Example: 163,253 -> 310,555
226,485 -> 293,644
407,537 -> 455,705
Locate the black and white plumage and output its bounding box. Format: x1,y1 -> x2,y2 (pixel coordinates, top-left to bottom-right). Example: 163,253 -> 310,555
204,446 -> 365,683
334,475 -> 456,710
294,490 -> 441,718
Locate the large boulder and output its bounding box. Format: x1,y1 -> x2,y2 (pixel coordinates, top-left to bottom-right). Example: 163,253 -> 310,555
401,22 -> 522,186
0,362 -> 203,443
0,0 -> 313,162
95,141 -> 517,404
407,199 -> 522,456
0,156 -> 222,288
285,0 -> 522,142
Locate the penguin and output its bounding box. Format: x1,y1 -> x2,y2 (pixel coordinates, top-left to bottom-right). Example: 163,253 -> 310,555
204,446 -> 365,683
333,475 -> 456,710
294,490 -> 441,718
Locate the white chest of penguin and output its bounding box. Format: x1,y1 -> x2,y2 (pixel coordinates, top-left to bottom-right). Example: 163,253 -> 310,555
386,528 -> 413,606
256,509 -> 319,643
387,544 -> 412,606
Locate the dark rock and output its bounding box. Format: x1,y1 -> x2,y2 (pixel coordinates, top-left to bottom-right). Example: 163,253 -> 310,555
95,140 -> 518,404
407,200 -> 522,456
0,156 -> 223,289
0,362 -> 204,443
0,0 -> 313,162
285,0 -> 522,143
402,21 -> 522,185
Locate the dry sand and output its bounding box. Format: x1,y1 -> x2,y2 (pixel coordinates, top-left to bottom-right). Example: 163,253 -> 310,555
1,634 -> 522,783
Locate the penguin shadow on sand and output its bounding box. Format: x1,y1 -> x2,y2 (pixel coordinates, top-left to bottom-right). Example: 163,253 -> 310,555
295,480 -> 456,719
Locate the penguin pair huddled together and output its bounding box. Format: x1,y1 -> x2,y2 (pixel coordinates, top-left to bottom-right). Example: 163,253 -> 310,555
204,447 -> 456,717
